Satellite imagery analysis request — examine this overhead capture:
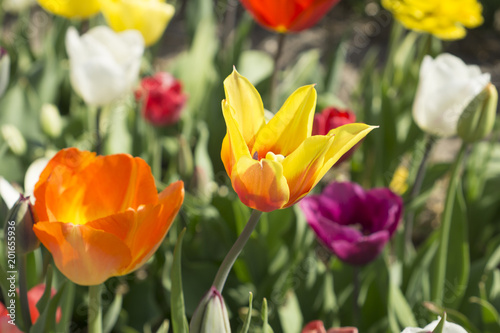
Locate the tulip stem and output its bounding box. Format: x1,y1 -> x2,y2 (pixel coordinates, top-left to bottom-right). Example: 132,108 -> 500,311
270,33 -> 286,113
404,135 -> 434,251
352,266 -> 360,326
18,253 -> 32,331
213,210 -> 263,292
88,284 -> 103,333
95,107 -> 103,155
432,142 -> 467,305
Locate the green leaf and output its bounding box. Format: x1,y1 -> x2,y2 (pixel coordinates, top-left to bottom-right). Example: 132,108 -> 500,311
470,296 -> 500,330
30,282 -> 67,333
431,313 -> 446,333
261,298 -> 273,333
103,293 -> 123,333
156,320 -> 170,333
238,292 -> 253,333
171,228 -> 189,333
390,283 -> 417,328
278,290 -> 303,333
35,265 -> 53,316
238,51 -> 274,87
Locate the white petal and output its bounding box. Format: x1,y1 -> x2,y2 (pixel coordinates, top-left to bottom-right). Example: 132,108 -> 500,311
24,158 -> 50,199
413,53 -> 490,137
0,177 -> 21,210
423,318 -> 468,333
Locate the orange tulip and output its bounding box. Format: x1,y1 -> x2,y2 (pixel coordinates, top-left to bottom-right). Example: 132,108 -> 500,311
239,0 -> 341,33
33,148 -> 184,286
221,69 -> 375,212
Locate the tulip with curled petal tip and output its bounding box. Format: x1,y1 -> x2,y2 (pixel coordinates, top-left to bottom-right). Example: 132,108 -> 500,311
65,26 -> 144,107
412,53 -> 490,137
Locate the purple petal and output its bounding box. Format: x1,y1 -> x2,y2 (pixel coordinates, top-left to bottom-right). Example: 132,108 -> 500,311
330,231 -> 390,266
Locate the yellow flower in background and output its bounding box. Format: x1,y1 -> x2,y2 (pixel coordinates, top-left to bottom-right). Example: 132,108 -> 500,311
382,0 -> 483,40
221,70 -> 375,212
100,0 -> 175,46
389,164 -> 409,195
37,0 -> 100,18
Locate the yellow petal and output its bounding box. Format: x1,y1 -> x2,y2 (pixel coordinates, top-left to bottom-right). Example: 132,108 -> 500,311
231,156 -> 289,212
223,69 -> 265,147
37,0 -> 100,18
33,222 -> 132,286
282,123 -> 376,206
100,0 -> 175,46
221,100 -> 252,177
252,85 -> 316,158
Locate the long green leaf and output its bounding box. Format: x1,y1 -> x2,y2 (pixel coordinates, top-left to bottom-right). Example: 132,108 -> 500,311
238,292 -> 253,333
171,228 -> 189,333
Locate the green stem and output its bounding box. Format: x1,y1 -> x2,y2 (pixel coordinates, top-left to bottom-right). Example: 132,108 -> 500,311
213,210 -> 263,292
150,127 -> 162,181
405,135 -> 434,250
88,284 -> 102,333
352,266 -> 360,326
432,143 -> 467,305
95,107 -> 103,155
18,254 -> 32,331
270,33 -> 286,113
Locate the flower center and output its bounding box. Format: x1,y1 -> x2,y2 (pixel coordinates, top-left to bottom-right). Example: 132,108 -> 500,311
252,151 -> 285,163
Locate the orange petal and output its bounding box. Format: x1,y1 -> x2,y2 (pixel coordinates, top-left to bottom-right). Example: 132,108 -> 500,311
231,156 -> 289,212
43,154 -> 158,224
34,148 -> 96,222
33,221 -> 132,285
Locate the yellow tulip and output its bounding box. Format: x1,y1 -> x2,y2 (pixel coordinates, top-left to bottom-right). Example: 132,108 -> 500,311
382,0 -> 483,40
37,0 -> 100,18
100,0 -> 175,46
221,70 -> 376,212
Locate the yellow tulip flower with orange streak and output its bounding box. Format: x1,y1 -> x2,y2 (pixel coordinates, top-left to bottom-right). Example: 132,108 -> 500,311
32,148 -> 184,286
37,0 -> 100,18
382,0 -> 483,40
221,70 -> 376,212
100,0 -> 175,46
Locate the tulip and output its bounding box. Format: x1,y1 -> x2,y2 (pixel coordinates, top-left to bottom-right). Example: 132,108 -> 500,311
382,0 -> 483,40
190,287 -> 231,333
5,195 -> 39,254
65,26 -> 144,107
100,0 -> 175,46
40,104 -> 63,139
37,0 -> 100,18
413,53 -> 490,137
135,72 -> 187,126
312,107 -> 356,136
0,284 -> 61,332
402,317 -> 467,333
33,148 -> 184,285
221,70 -> 375,212
312,107 -> 358,164
239,0 -> 341,33
1,125 -> 27,156
0,48 -> 10,98
300,182 -> 402,265
302,320 -> 358,333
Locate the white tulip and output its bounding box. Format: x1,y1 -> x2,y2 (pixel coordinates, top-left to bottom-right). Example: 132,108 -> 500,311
2,0 -> 36,13
0,157 -> 50,209
65,26 -> 144,107
0,49 -> 10,98
402,317 -> 468,333
413,53 -> 490,137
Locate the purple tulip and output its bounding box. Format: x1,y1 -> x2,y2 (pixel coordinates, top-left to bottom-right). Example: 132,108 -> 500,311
300,182 -> 403,266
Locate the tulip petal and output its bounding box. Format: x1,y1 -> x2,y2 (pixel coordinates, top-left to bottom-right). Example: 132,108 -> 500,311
34,148 -> 96,222
252,85 -> 316,157
38,0 -> 100,18
44,154 -> 158,224
223,69 -> 265,147
231,156 -> 289,212
330,230 -> 390,266
100,0 -> 174,46
33,222 -> 132,286
221,101 -> 252,177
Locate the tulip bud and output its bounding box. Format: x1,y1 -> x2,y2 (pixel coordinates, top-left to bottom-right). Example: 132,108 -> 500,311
5,195 -> 40,255
40,104 -> 63,138
1,124 -> 27,156
457,83 -> 498,143
190,287 -> 231,333
0,48 -> 10,98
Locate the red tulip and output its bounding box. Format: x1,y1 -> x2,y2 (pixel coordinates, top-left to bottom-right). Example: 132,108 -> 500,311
239,0 -> 341,33
313,107 -> 357,164
0,284 -> 61,332
136,72 -> 187,126
302,320 -> 358,333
